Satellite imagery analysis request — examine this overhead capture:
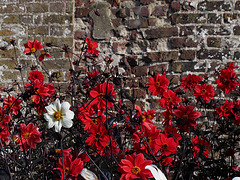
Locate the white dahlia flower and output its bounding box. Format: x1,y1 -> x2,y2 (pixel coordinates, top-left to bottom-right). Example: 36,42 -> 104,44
44,99 -> 74,132
145,164 -> 167,180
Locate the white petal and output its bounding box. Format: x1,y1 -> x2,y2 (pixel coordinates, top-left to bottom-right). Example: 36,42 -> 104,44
65,110 -> 74,120
80,168 -> 98,180
233,178 -> 240,180
45,104 -> 56,114
62,117 -> 73,128
54,121 -> 62,132
44,113 -> 52,122
48,118 -> 54,128
54,98 -> 61,111
61,102 -> 71,113
145,165 -> 167,180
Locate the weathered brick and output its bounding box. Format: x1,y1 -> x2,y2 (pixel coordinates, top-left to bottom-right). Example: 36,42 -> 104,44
233,26 -> 240,35
0,4 -> 25,13
146,51 -> 178,62
26,3 -> 49,13
43,59 -> 70,70
149,64 -> 168,75
74,30 -> 89,40
19,15 -> 33,24
197,49 -> 231,60
169,38 -> 198,49
223,13 -> 237,23
179,50 -> 195,60
198,1 -> 231,11
43,15 -> 72,24
148,18 -> 157,26
112,18 -> 122,28
117,8 -> 130,18
126,55 -> 138,66
29,26 -> 49,36
34,15 -> 42,24
0,49 -> 20,58
147,99 -> 161,109
0,29 -> 16,36
50,26 -> 64,36
139,76 -> 149,88
171,14 -> 206,25
133,89 -> 146,98
207,37 -> 221,48
234,51 -> 240,60
235,1 -> 240,10
125,78 -> 139,87
151,6 -> 167,16
140,0 -> 154,5
3,15 -> 19,24
66,2 -> 73,14
127,18 -> 148,29
112,41 -> 127,53
145,27 -> 178,39
180,26 -> 194,36
50,3 -> 65,13
133,6 -> 149,17
132,66 -> 148,77
171,1 -> 180,12
172,62 -> 205,73
2,71 -> 19,81
44,37 -> 72,46
0,60 -> 18,69
207,13 -> 222,24
166,74 -> 180,84
196,25 -> 231,36
75,7 -> 93,18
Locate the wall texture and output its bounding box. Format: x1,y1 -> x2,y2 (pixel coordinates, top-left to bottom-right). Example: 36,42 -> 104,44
0,0 -> 240,117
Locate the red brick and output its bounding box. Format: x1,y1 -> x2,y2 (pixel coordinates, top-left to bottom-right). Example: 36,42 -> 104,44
179,50 -> 195,60
151,6 -> 167,16
140,0 -> 154,5
112,18 -> 122,28
146,51 -> 178,62
74,30 -> 89,40
145,27 -> 178,39
126,55 -> 138,66
171,1 -> 180,11
134,89 -> 146,98
75,7 -> 93,18
132,66 -> 148,77
180,26 -> 194,36
149,64 -> 168,75
169,38 -> 198,49
133,6 -> 149,17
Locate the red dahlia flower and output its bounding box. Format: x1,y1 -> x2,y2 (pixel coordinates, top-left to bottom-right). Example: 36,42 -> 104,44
164,126 -> 182,144
156,133 -> 178,156
174,105 -> 201,132
3,96 -> 21,115
193,83 -> 215,103
180,74 -> 203,91
159,90 -> 181,108
56,154 -> 84,180
132,124 -> 161,154
0,127 -> 10,145
0,107 -> 10,128
162,108 -> 174,126
24,40 -> 43,54
135,105 -> 153,130
118,153 -> 153,180
216,100 -> 234,119
19,123 -> 42,151
147,74 -> 169,96
89,82 -> 116,111
192,135 -> 212,157
39,50 -> 51,62
55,148 -> 72,158
85,124 -> 110,155
216,66 -> 238,93
28,70 -> 44,82
85,38 -> 98,57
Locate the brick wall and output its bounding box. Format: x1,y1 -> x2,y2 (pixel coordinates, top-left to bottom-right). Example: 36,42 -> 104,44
1,0 -> 240,115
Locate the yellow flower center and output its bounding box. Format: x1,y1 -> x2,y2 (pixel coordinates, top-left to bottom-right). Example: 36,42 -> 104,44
55,149 -> 61,154
90,43 -> 95,49
8,102 -> 13,107
167,97 -> 173,102
155,81 -> 161,87
98,93 -> 104,100
53,111 -> 63,121
40,50 -> 46,55
131,166 -> 141,175
223,78 -> 228,83
182,114 -> 188,120
201,89 -> 207,94
91,118 -> 98,125
31,48 -> 36,53
169,115 -> 173,119
147,115 -> 152,119
24,132 -> 30,139
142,115 -> 146,122
147,137 -> 152,143
162,143 -> 168,149
65,167 -> 70,176
94,133 -> 101,141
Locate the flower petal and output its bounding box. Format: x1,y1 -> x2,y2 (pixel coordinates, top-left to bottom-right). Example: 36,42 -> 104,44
62,117 -> 73,128
61,102 -> 71,113
54,98 -> 61,111
145,165 -> 167,180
